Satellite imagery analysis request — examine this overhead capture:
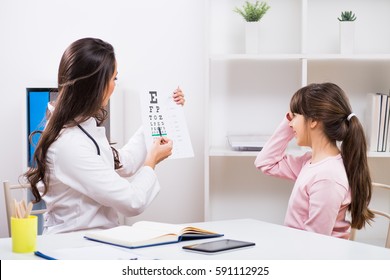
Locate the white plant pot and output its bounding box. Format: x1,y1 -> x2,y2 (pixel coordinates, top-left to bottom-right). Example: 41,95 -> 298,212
245,22 -> 258,54
339,21 -> 355,54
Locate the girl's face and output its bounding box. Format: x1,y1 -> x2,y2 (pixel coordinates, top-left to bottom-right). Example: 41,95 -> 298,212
289,113 -> 311,147
102,63 -> 118,107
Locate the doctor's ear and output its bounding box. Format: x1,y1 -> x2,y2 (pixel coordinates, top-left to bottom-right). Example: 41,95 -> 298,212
310,119 -> 319,129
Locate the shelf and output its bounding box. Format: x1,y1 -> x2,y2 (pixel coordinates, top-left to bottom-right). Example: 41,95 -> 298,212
210,53 -> 390,61
305,54 -> 390,60
368,152 -> 390,158
209,147 -> 258,157
209,147 -> 390,158
209,146 -> 307,157
210,54 -> 304,60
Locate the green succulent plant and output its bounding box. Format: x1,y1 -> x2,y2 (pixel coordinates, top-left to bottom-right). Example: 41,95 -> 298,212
338,11 -> 357,21
234,1 -> 270,22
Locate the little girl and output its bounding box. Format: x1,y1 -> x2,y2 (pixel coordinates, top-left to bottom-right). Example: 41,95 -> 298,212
255,83 -> 373,239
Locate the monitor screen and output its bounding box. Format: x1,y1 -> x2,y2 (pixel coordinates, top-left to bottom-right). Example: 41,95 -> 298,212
26,88 -> 110,166
26,88 -> 58,167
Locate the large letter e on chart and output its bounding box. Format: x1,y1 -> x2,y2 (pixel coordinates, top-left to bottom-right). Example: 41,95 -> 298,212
149,91 -> 158,104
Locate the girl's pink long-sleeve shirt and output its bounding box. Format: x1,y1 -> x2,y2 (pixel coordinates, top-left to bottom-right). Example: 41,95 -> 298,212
255,118 -> 351,239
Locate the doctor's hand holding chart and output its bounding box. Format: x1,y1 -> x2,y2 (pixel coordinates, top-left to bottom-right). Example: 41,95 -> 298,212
140,86 -> 194,160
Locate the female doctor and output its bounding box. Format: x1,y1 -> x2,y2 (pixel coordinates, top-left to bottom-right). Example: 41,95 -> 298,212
24,37 -> 185,234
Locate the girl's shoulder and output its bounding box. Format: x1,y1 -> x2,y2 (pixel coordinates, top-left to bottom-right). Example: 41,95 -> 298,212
309,155 -> 348,185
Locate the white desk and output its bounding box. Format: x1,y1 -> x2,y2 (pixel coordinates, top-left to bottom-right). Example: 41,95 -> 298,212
1,219 -> 390,260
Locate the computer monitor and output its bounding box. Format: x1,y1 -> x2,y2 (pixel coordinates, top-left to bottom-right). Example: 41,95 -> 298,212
26,88 -> 58,167
26,88 -> 110,167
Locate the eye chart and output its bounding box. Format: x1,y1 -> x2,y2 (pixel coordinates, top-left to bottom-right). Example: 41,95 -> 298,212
140,88 -> 194,159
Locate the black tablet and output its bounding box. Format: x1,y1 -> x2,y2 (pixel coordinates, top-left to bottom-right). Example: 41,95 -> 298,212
182,239 -> 255,254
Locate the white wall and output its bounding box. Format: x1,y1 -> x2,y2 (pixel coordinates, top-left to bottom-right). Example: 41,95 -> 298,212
0,0 -> 206,237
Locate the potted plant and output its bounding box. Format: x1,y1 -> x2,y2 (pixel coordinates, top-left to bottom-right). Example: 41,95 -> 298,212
338,11 -> 357,54
234,1 -> 270,22
338,11 -> 357,22
234,1 -> 270,54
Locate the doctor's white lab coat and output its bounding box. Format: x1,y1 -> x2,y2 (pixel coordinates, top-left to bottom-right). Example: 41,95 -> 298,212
39,117 -> 160,234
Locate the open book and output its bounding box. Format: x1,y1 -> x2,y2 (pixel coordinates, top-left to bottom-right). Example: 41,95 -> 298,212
84,221 -> 223,249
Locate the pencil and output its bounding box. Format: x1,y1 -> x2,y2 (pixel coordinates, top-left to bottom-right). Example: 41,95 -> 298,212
157,127 -> 167,144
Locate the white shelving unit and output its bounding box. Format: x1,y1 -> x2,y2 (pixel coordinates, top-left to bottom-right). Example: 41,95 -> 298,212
205,0 -> 390,244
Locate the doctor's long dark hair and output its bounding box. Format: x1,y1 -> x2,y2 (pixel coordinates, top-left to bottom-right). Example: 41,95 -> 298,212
25,38 -> 118,203
289,83 -> 374,230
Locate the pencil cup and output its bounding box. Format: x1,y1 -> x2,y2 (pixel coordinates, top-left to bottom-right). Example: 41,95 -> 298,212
11,216 -> 37,253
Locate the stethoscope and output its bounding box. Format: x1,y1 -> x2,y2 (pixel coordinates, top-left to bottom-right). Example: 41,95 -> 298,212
77,124 -> 101,156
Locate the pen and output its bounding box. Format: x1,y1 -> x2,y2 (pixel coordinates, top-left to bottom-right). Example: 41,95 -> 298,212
158,127 -> 166,144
